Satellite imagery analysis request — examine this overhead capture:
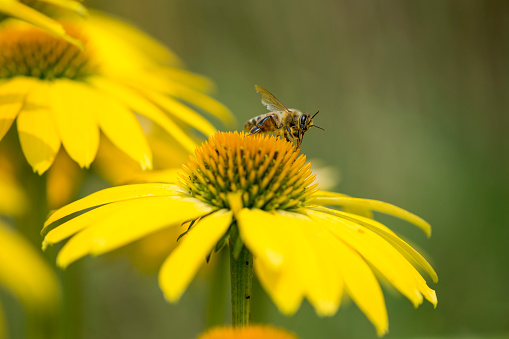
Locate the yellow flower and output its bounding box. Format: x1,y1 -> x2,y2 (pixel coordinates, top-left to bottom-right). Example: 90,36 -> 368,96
0,221 -> 59,311
197,325 -> 299,339
0,12 -> 232,174
43,132 -> 437,336
0,152 -> 27,216
0,0 -> 86,48
0,156 -> 59,338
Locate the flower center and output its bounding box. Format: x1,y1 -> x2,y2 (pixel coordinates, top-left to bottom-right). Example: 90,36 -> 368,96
178,132 -> 318,211
0,22 -> 97,80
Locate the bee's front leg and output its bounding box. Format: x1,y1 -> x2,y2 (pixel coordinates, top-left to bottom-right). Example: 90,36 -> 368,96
285,126 -> 296,143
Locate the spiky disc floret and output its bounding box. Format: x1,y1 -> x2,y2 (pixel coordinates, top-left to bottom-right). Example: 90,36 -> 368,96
178,132 -> 318,211
0,23 -> 97,80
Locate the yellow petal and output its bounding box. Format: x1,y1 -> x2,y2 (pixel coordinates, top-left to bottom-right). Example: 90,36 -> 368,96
309,210 -> 437,308
87,77 -> 198,153
86,11 -> 182,67
159,82 -> 235,126
0,0 -> 84,49
299,222 -> 344,316
37,0 -> 87,15
43,183 -> 183,231
236,208 -> 292,269
77,83 -> 152,169
140,89 -> 218,137
255,252 -> 303,315
0,77 -> 36,141
160,68 -> 214,93
312,194 -> 431,236
159,210 -> 232,302
113,74 -> 234,126
56,196 -> 213,267
43,198 -> 131,248
50,80 -> 99,168
17,82 -> 61,174
328,229 -> 389,336
314,206 -> 438,283
0,221 -> 59,311
127,168 -> 181,184
240,209 -> 342,316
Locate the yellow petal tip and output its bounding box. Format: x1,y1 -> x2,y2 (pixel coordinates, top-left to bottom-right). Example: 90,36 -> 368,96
227,192 -> 243,216
41,239 -> 50,251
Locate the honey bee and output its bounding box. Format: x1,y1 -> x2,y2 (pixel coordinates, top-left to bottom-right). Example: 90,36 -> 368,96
244,85 -> 324,149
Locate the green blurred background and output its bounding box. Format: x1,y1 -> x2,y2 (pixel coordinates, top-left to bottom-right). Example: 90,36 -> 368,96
7,0 -> 509,338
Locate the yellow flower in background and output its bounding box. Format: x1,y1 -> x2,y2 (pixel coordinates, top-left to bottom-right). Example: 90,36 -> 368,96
0,152 -> 27,216
0,221 -> 59,312
42,132 -> 437,336
0,0 -> 86,48
0,171 -> 59,338
197,325 -> 299,339
0,12 -> 232,174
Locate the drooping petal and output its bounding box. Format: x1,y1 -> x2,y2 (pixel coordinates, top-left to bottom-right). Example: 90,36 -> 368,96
38,0 -> 87,15
76,83 -> 152,169
255,250 -> 304,315
312,193 -> 431,236
236,208 -> 292,269
240,209 -> 342,316
299,221 -> 344,316
50,79 -> 100,168
85,12 -> 182,67
157,82 -> 235,125
43,183 -> 184,232
0,0 -> 84,49
314,206 -> 438,283
160,68 -> 214,93
17,82 -> 61,174
87,77 -> 200,153
43,198 -> 134,248
0,77 -> 36,141
309,210 -> 437,308
140,89 -> 218,136
325,227 -> 389,336
159,210 -> 232,301
56,196 -> 213,267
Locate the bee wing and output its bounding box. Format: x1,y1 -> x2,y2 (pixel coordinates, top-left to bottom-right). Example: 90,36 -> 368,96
255,85 -> 290,113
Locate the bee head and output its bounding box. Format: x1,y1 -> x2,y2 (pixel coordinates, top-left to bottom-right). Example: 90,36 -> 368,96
296,111 -> 323,148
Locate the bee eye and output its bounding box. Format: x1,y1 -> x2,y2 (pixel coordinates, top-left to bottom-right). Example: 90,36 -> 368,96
300,115 -> 307,126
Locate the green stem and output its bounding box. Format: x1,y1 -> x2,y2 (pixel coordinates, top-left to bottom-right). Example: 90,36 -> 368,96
19,170 -> 59,339
60,262 -> 84,339
229,240 -> 253,327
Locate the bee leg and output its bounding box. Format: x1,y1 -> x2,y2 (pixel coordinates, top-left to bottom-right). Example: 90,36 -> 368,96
284,127 -> 300,151
257,116 -> 271,127
260,115 -> 283,129
249,126 -> 262,135
285,126 -> 296,143
249,115 -> 277,136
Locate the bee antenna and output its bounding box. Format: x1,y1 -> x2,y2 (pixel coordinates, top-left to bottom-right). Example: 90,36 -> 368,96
312,125 -> 325,131
311,110 -> 320,119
